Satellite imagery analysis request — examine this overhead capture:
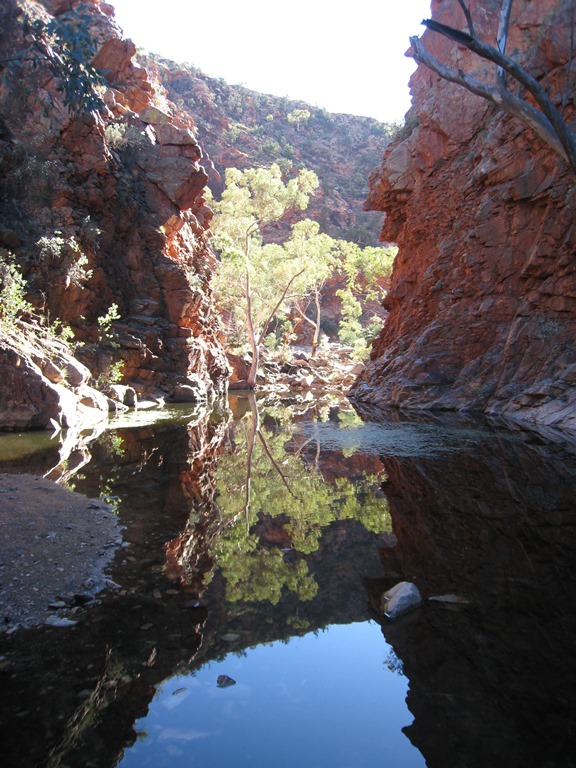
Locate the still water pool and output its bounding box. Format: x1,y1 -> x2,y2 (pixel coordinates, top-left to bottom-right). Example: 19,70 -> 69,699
122,622 -> 423,768
0,395 -> 575,767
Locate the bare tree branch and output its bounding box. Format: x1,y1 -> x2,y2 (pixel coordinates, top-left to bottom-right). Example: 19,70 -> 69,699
413,4 -> 576,172
257,268 -> 305,343
410,34 -> 571,162
496,0 -> 514,86
256,430 -> 301,500
457,0 -> 476,36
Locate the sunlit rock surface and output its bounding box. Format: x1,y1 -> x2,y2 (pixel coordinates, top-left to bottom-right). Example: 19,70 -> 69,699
351,0 -> 576,433
0,0 -> 228,429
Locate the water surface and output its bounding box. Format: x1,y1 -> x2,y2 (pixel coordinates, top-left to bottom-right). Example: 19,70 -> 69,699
0,396 -> 575,767
121,622 -> 422,768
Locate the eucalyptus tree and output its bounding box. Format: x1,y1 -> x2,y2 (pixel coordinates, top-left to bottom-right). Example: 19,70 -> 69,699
209,163 -> 399,378
287,108 -> 311,132
208,163 -> 324,386
208,399 -> 392,606
282,219 -> 337,358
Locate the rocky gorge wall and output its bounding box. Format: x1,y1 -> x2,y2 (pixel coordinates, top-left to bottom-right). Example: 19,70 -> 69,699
351,0 -> 576,434
0,0 -> 228,429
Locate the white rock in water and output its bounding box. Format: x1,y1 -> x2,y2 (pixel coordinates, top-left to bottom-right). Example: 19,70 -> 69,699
45,616 -> 78,628
381,581 -> 422,619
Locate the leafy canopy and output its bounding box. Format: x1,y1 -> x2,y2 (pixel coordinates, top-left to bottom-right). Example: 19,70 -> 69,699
209,163 -> 397,365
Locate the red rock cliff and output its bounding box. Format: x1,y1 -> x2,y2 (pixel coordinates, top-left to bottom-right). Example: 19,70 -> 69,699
351,0 -> 576,433
0,0 -> 228,423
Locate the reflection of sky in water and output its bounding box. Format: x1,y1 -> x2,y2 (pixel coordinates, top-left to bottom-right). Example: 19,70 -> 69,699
297,421 -> 505,457
120,622 -> 425,768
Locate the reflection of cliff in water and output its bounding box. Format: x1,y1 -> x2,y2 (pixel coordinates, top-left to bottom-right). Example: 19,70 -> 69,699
0,401 -> 393,768
0,405 -> 231,768
362,411 -> 576,768
3,401 -> 575,768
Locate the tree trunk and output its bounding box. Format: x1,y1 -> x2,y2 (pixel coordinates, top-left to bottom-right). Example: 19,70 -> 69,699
244,233 -> 258,389
245,266 -> 259,388
242,394 -> 260,526
310,287 -> 322,358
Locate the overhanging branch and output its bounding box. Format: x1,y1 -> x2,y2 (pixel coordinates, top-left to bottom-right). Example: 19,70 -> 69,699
411,5 -> 576,172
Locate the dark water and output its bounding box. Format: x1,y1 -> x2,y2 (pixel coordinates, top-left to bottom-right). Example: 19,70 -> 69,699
0,396 -> 575,767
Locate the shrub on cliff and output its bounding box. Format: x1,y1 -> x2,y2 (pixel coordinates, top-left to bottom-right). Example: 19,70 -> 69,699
0,1 -> 106,114
0,249 -> 32,328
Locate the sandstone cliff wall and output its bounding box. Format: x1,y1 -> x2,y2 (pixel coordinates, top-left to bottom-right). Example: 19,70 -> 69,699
0,0 -> 228,429
351,0 -> 576,433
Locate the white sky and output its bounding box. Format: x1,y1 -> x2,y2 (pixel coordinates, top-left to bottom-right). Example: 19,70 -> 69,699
109,0 -> 431,123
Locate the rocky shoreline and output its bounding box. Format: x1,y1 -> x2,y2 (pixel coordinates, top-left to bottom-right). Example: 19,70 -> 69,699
0,473 -> 121,634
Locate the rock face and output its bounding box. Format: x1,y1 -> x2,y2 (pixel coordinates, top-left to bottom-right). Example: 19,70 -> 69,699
144,55 -> 395,343
351,0 -> 576,433
147,55 -> 392,246
0,0 -> 228,429
0,332 -> 109,431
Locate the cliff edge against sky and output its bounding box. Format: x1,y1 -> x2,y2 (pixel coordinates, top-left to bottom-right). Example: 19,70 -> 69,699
351,0 -> 576,433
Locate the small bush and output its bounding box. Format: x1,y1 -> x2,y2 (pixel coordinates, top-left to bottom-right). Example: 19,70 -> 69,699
0,249 -> 32,327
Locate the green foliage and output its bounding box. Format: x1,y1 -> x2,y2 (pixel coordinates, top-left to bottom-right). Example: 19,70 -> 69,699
227,91 -> 244,117
50,320 -> 76,346
210,163 -> 396,365
287,109 -> 311,131
334,241 -> 396,357
212,531 -> 318,605
104,123 -> 151,154
263,317 -> 296,360
338,242 -> 396,297
0,248 -> 83,353
315,108 -> 334,125
36,232 -> 93,288
5,155 -> 60,204
3,4 -> 107,114
209,164 -> 321,373
96,360 -> 124,392
209,403 -> 391,605
103,123 -> 127,148
97,303 -> 121,345
337,288 -> 364,347
94,305 -> 125,396
0,249 -> 32,327
255,137 -> 283,162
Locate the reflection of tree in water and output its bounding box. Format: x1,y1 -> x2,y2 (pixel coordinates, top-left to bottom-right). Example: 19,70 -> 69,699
208,397 -> 391,605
